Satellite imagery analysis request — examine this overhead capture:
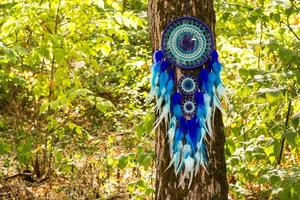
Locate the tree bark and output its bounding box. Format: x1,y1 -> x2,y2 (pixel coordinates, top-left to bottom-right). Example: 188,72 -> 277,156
148,1 -> 229,199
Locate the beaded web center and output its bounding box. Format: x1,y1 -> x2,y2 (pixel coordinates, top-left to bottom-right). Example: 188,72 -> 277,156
182,99 -> 196,116
178,75 -> 198,95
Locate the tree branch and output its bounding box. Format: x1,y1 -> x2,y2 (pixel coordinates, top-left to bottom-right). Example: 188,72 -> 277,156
277,100 -> 292,166
280,20 -> 300,41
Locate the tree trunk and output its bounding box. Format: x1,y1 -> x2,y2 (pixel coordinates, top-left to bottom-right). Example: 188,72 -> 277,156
148,1 -> 229,199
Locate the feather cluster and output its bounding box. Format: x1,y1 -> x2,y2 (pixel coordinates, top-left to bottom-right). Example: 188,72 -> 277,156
148,49 -> 226,188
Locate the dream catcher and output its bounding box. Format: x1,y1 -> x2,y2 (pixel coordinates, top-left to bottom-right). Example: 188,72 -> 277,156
148,15 -> 227,188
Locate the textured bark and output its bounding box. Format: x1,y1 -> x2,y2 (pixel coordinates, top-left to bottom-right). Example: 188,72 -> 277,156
148,0 -> 229,200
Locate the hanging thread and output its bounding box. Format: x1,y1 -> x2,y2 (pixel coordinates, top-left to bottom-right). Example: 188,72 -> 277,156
185,0 -> 189,16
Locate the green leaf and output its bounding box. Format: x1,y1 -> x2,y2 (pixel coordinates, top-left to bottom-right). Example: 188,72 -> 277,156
0,140 -> 10,155
53,48 -> 66,65
238,68 -> 251,81
278,47 -> 293,64
100,43 -> 111,56
68,22 -> 76,33
142,155 -> 152,170
96,101 -> 108,113
269,175 -> 281,185
118,155 -> 128,169
284,129 -> 297,147
127,183 -> 135,193
291,111 -> 300,130
258,174 -> 269,184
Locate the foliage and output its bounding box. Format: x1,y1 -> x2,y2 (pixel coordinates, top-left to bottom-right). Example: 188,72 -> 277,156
215,0 -> 300,199
0,0 -> 299,199
0,0 -> 153,199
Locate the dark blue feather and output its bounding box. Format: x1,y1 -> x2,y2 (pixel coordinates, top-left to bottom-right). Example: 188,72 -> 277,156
160,60 -> 170,72
198,68 -> 209,91
195,92 -> 204,106
179,116 -> 186,129
153,50 -> 164,63
168,68 -> 175,81
171,92 -> 182,114
207,59 -> 213,71
211,50 -> 219,61
171,92 -> 182,107
185,117 -> 199,154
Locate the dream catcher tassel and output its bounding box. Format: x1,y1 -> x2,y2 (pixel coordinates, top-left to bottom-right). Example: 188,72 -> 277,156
151,61 -> 175,132
208,72 -> 225,116
194,128 -> 208,175
147,51 -> 163,103
167,116 -> 185,174
148,16 -> 228,187
211,50 -> 229,105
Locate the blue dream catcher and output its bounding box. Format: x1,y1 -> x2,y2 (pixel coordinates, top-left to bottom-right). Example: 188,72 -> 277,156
148,16 -> 227,188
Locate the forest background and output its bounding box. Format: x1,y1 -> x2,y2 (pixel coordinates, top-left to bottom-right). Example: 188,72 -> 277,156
0,0 -> 299,199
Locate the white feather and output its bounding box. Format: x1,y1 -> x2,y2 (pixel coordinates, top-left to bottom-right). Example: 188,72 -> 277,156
199,116 -> 209,134
203,93 -> 213,137
217,84 -> 230,106
198,128 -> 206,150
152,104 -> 169,132
200,152 -> 208,173
213,94 -> 225,115
155,95 -> 164,113
166,141 -> 182,173
146,86 -> 159,103
194,152 -> 201,177
146,74 -> 160,103
206,107 -> 213,137
176,145 -> 191,175
178,156 -> 194,188
216,84 -> 225,98
167,127 -> 175,156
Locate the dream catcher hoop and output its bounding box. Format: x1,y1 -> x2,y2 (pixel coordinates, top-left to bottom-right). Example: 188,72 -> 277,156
147,9 -> 228,189
162,16 -> 214,69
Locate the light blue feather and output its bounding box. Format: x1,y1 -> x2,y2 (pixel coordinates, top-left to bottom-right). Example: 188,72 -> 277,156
167,127 -> 184,173
207,72 -> 216,96
158,72 -> 169,97
158,78 -> 174,109
212,61 -> 222,86
173,104 -> 182,119
151,63 -> 161,87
